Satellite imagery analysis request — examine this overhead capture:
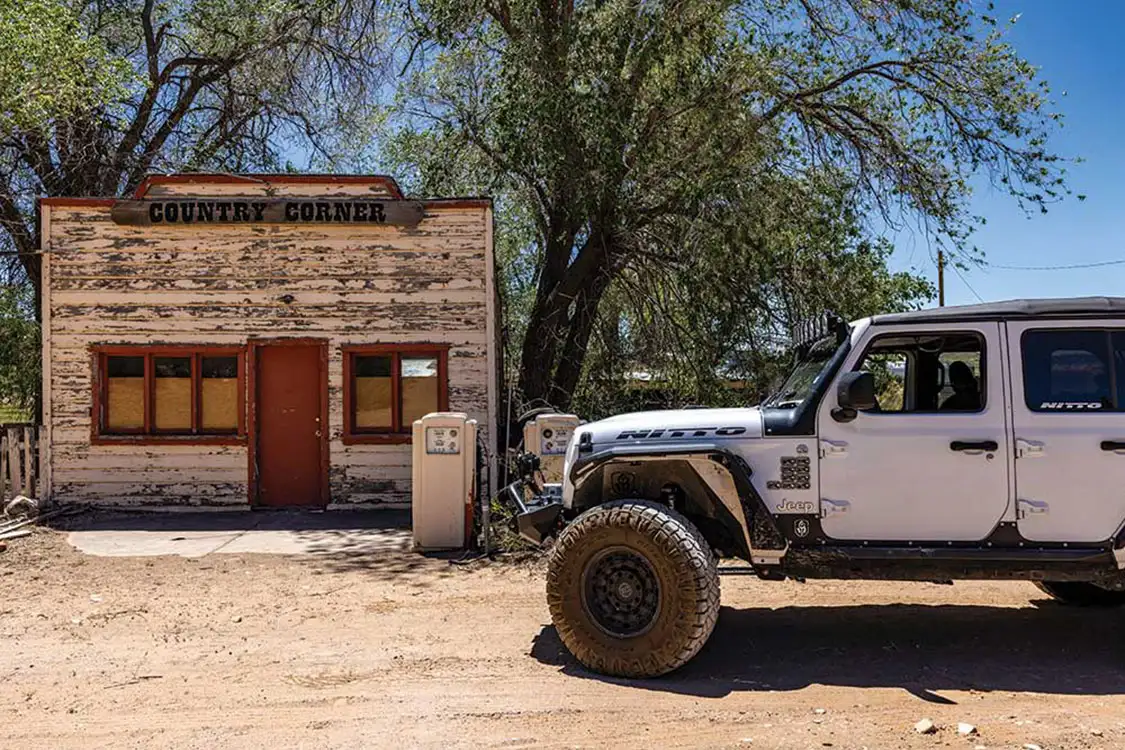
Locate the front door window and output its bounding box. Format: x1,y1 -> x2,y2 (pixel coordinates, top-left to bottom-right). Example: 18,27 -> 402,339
854,332 -> 985,414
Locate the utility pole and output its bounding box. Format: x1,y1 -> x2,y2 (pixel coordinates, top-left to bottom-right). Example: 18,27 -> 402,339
937,249 -> 945,307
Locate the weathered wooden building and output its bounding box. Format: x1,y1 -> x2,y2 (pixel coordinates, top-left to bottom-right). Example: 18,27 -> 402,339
38,174 -> 497,509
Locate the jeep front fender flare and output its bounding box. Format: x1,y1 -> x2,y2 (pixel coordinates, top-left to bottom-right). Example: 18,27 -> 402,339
569,442 -> 787,564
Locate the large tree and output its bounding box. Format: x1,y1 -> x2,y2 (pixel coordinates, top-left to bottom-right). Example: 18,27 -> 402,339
388,0 -> 1068,413
0,0 -> 128,136
573,176 -> 935,418
0,0 -> 389,288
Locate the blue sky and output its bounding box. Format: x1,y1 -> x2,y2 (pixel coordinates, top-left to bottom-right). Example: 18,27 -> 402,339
889,0 -> 1125,307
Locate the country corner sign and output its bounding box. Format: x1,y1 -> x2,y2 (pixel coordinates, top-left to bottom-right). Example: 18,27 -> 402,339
110,198 -> 425,227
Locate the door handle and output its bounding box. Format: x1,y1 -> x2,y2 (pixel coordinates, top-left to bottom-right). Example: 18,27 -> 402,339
1016,438 -> 1045,458
1101,440 -> 1125,452
950,440 -> 998,452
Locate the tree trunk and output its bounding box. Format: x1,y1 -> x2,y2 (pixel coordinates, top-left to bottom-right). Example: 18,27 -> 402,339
516,225 -> 617,421
549,267 -> 614,409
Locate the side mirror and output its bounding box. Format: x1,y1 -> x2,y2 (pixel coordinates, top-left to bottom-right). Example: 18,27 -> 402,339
832,371 -> 876,422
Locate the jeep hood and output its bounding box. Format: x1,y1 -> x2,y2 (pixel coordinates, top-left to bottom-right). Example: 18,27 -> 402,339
575,407 -> 763,446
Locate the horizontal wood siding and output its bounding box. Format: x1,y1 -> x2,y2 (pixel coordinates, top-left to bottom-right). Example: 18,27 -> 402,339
46,191 -> 492,508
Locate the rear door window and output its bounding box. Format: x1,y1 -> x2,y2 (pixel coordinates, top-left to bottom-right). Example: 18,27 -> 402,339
1022,330 -> 1114,411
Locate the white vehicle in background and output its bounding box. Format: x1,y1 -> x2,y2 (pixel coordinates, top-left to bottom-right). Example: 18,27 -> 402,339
517,298 -> 1125,678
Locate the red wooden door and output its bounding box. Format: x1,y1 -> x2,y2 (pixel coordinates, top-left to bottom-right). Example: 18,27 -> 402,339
252,342 -> 327,507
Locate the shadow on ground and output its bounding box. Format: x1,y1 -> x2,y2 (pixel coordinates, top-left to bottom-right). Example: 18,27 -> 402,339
56,508 -> 412,533
300,527 -> 471,580
58,508 -> 477,582
531,602 -> 1125,699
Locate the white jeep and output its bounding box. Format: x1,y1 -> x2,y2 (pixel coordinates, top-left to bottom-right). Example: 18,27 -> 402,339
537,297 -> 1125,678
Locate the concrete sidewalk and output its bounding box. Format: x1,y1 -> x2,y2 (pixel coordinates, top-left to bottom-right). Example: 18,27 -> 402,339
66,509 -> 412,558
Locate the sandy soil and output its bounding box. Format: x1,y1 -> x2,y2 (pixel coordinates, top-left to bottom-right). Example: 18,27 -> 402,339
3,525 -> 1125,750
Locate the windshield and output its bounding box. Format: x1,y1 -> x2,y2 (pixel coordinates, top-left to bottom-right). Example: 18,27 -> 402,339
766,334 -> 845,410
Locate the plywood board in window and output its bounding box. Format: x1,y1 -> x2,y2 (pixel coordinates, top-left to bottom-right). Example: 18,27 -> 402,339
202,378 -> 239,430
401,376 -> 438,425
154,378 -> 192,430
107,378 -> 144,429
355,378 -> 392,428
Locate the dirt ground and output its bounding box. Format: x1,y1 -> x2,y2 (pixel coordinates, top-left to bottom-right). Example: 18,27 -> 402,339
4,525 -> 1125,750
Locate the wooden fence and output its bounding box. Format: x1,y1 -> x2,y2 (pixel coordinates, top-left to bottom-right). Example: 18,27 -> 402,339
1,424 -> 39,500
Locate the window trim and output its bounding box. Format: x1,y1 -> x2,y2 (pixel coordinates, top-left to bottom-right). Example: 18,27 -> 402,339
91,345 -> 247,445
1020,327 -> 1122,413
850,330 -> 987,415
342,344 -> 450,445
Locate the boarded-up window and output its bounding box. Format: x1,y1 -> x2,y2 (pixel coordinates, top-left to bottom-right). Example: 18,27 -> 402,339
97,348 -> 244,440
354,355 -> 393,429
401,357 -> 439,425
106,356 -> 145,430
154,357 -> 192,430
344,347 -> 448,441
201,356 -> 239,431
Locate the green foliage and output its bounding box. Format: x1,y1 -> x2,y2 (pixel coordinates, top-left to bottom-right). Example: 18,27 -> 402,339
1,0 -> 389,286
574,179 -> 935,417
389,0 -> 1064,416
0,285 -> 39,414
0,0 -> 1073,423
0,0 -> 129,133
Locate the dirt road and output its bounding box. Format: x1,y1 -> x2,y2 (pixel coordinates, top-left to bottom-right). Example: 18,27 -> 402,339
3,526 -> 1124,749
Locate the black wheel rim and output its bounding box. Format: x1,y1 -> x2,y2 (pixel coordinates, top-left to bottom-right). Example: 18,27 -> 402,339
581,546 -> 661,638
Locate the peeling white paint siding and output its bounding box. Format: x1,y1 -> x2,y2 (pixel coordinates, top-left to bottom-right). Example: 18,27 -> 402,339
43,182 -> 494,508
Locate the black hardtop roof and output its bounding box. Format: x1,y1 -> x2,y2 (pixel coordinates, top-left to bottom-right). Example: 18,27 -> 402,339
870,297 -> 1125,325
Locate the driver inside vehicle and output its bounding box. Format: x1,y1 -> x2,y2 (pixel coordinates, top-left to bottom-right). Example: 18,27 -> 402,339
941,360 -> 982,411
854,332 -> 984,414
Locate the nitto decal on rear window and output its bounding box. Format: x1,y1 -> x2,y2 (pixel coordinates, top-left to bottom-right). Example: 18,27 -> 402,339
1038,401 -> 1104,410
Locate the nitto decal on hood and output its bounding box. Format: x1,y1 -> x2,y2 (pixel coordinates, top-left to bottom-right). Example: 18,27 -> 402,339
616,427 -> 747,440
576,406 -> 763,445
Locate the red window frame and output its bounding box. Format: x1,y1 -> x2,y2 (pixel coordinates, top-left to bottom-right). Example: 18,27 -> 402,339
91,346 -> 247,445
342,344 -> 450,445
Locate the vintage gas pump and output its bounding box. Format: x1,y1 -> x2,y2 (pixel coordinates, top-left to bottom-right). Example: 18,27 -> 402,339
411,412 -> 478,550
522,413 -> 581,485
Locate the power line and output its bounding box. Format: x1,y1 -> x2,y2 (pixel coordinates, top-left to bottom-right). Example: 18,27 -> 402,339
952,263 -> 984,303
987,258 -> 1125,271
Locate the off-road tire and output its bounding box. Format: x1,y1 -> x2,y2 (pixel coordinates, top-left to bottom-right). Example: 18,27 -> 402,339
546,500 -> 720,678
1034,580 -> 1125,607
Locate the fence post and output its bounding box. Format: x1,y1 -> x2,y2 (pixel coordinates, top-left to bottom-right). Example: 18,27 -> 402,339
38,425 -> 46,501
6,428 -> 21,499
0,432 -> 7,500
23,426 -> 33,497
